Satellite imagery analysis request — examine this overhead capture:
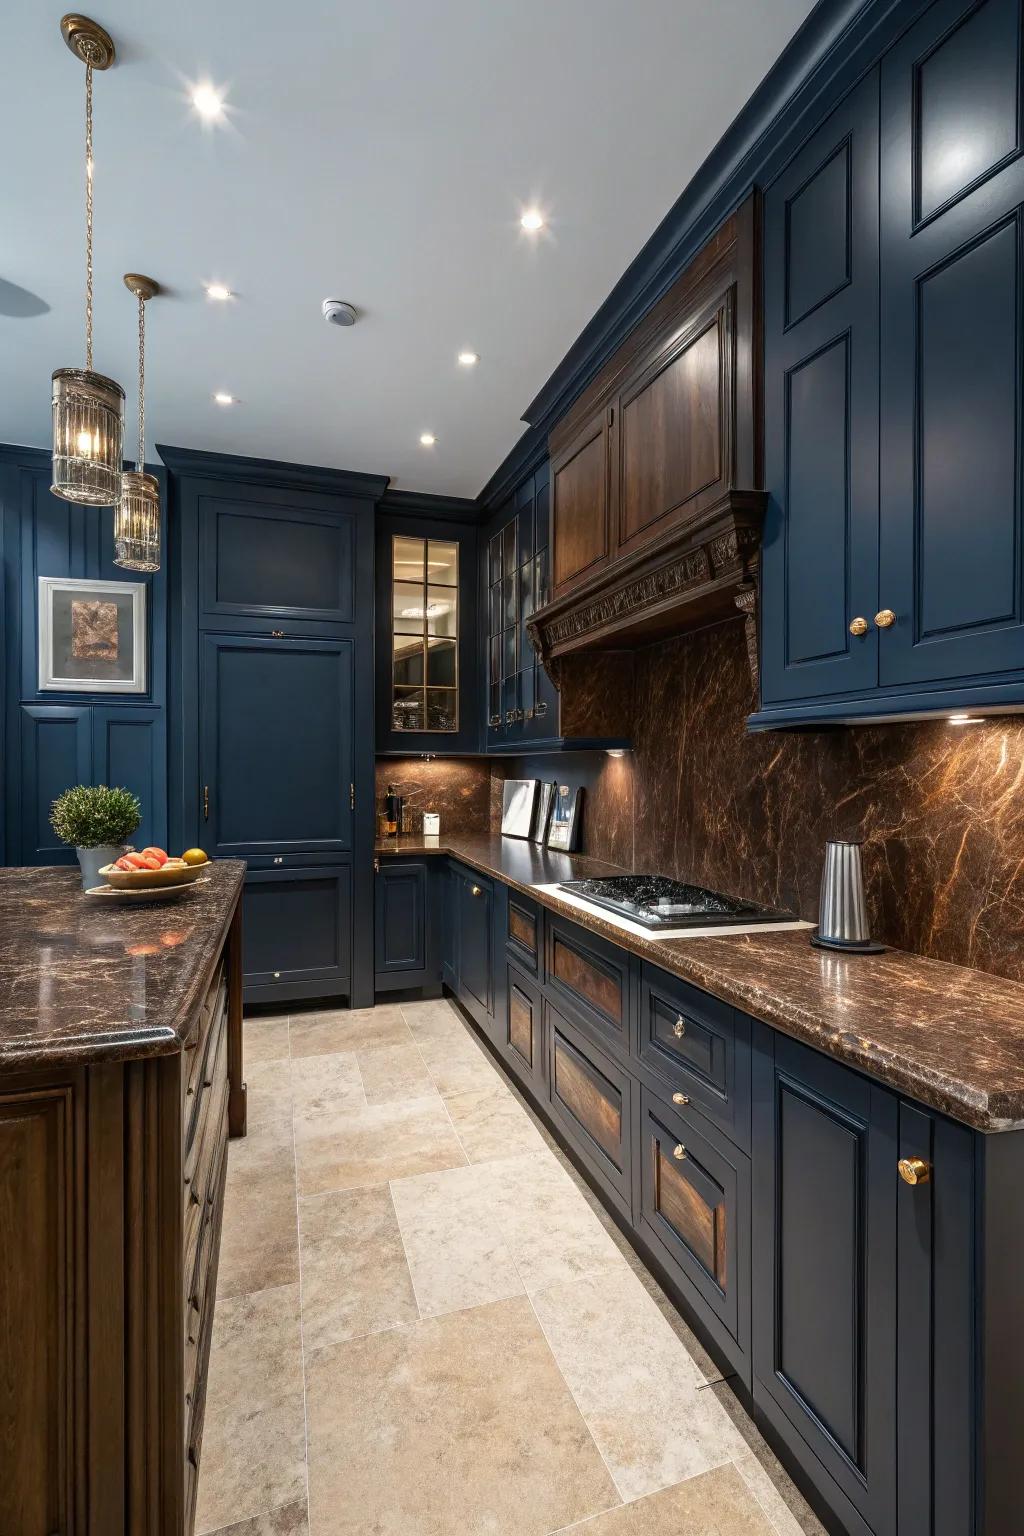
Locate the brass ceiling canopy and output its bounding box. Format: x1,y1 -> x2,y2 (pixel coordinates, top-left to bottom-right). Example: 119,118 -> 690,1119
123,273 -> 160,301
60,14 -> 115,70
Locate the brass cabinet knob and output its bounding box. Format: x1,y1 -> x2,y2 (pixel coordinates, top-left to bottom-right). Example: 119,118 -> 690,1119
898,1156 -> 931,1186
874,609 -> 896,629
471,884 -> 482,897
672,1016 -> 686,1038
672,1092 -> 690,1106
672,1143 -> 687,1161
849,616 -> 868,637
273,970 -> 281,980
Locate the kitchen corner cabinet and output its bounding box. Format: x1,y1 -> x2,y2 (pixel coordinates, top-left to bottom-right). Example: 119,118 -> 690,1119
373,858 -> 442,994
757,0 -> 1024,728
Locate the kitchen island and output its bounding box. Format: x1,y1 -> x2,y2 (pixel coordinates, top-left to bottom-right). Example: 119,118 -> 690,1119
0,861 -> 246,1536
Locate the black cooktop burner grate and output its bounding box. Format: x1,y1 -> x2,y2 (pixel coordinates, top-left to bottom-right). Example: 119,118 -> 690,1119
558,874 -> 791,930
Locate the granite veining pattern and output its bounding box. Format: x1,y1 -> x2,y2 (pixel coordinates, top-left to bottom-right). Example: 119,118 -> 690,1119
0,861 -> 245,1069
378,833 -> 1024,1129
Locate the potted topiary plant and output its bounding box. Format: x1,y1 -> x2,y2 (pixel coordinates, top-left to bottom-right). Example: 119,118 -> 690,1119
50,784 -> 143,890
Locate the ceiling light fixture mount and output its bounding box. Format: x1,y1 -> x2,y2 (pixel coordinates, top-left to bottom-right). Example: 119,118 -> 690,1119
51,13 -> 125,506
115,273 -> 161,572
457,351 -> 479,367
322,298 -> 357,327
206,282 -> 232,302
213,392 -> 236,406
419,432 -> 437,447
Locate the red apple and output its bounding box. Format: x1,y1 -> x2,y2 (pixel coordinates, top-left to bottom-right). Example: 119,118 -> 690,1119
141,846 -> 168,866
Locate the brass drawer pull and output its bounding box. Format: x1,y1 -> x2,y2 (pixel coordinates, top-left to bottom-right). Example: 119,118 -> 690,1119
672,1143 -> 687,1161
471,885 -> 482,898
849,616 -> 868,637
672,1092 -> 690,1106
672,1016 -> 686,1039
898,1156 -> 931,1186
874,609 -> 896,629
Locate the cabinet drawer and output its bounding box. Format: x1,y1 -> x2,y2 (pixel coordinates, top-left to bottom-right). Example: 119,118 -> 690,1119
507,893 -> 540,974
502,963 -> 544,1091
184,1006 -> 228,1216
546,1004 -> 632,1218
545,915 -> 630,1057
636,964 -> 749,1150
183,964 -> 227,1152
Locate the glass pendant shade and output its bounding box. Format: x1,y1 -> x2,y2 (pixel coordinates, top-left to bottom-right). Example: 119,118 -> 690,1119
114,470 -> 161,571
51,367 -> 125,505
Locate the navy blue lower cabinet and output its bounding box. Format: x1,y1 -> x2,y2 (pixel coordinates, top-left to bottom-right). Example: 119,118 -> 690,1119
545,913 -> 632,1062
751,1026 -> 897,1536
455,866 -> 494,1027
546,1002 -> 633,1220
502,962 -> 546,1094
441,861 -> 457,989
374,859 -> 442,993
242,865 -> 351,1004
636,1084 -> 750,1384
635,962 -> 750,1151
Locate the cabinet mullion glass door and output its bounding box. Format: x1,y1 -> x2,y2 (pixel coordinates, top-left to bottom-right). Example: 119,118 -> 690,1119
392,534 -> 458,734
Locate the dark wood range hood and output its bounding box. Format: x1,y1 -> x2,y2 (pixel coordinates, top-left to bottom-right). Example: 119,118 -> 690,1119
527,195 -> 765,691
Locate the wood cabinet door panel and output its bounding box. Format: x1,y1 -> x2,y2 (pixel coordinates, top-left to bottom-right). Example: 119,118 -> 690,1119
0,1084 -> 74,1536
551,415 -> 610,595
503,964 -> 545,1091
761,71 -> 881,705
507,894 -> 540,974
752,1028 -> 896,1536
615,292 -> 730,558
880,0 -> 1024,685
546,1006 -> 632,1216
545,915 -> 629,1056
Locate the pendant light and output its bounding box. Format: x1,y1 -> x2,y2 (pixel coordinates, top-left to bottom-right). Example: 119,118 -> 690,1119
115,274 -> 161,572
51,14 -> 124,505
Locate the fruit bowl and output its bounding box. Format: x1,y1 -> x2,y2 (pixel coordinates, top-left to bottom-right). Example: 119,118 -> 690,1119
99,862 -> 206,891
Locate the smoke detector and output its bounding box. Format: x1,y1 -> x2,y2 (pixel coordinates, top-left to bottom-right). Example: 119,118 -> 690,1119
322,298 -> 357,327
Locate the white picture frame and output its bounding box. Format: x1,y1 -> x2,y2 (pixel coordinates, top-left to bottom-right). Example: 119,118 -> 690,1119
38,576 -> 147,694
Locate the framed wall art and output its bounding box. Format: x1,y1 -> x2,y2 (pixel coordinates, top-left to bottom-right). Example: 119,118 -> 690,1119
545,784 -> 582,851
38,576 -> 147,694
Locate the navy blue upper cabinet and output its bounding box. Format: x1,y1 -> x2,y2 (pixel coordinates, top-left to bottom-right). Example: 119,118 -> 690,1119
200,633 -> 353,859
879,0 -> 1024,687
761,72 -> 881,706
198,482 -> 356,633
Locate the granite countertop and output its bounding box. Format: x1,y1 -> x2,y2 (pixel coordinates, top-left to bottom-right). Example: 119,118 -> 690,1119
0,861 -> 245,1071
378,833 -> 1024,1132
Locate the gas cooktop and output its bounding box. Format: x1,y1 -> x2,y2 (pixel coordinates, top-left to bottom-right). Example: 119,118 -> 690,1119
558,875 -> 792,932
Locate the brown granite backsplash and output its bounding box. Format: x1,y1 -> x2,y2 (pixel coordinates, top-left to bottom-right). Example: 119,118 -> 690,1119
566,618 -> 1024,982
374,758 -> 499,835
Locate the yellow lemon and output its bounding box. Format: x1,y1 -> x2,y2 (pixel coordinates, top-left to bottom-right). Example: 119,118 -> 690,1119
181,847 -> 209,866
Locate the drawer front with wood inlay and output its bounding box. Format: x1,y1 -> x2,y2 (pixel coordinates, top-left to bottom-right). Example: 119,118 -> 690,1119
638,1085 -> 750,1377
503,963 -> 545,1091
545,915 -> 630,1057
507,894 -> 541,974
636,963 -> 750,1149
546,1003 -> 632,1217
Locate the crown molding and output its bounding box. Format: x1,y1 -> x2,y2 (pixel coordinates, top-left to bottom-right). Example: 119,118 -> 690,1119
156,443 -> 389,500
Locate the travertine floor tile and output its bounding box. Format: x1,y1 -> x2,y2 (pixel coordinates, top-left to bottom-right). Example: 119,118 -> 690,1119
399,997 -> 466,1032
390,1162 -> 523,1316
531,1268 -> 745,1500
195,1284 -> 306,1534
414,1026 -> 506,1096
293,1095 -> 466,1195
217,1119 -> 298,1299
289,1005 -> 412,1057
243,1017 -> 292,1065
288,1051 -> 363,1114
483,1150 -> 629,1292
298,1185 -> 418,1350
243,1057 -> 293,1132
444,1082 -> 544,1162
549,1463 -> 776,1534
356,1041 -> 438,1104
735,1452 -> 827,1536
305,1296 -> 618,1536
198,1497 -> 308,1536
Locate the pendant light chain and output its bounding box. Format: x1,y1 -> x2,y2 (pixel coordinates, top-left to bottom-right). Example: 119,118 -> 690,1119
137,293 -> 145,471
85,61 -> 94,371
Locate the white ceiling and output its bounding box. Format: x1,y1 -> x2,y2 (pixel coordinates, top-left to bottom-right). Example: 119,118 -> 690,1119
3,0 -> 816,497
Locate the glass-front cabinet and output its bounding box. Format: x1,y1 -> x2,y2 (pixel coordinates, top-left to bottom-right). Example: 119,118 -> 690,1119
485,462 -> 558,749
391,534 -> 459,733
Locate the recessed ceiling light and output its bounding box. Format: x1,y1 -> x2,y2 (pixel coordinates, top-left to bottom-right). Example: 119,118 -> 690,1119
191,83 -> 225,121
457,351 -> 479,367
419,432 -> 437,447
205,282 -> 232,302
213,392 -> 235,406
947,713 -> 983,725
520,209 -> 545,232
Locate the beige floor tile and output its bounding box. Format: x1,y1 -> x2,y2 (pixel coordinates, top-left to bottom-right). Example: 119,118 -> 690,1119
390,1162 -> 523,1316
399,997 -> 466,1033
198,1498 -> 308,1536
415,1027 -> 505,1096
195,1284 -> 306,1534
531,1268 -> 745,1501
444,1083 -> 545,1162
734,1452 -> 827,1536
297,1185 -> 418,1350
483,1151 -> 629,1292
243,1057 -> 293,1132
217,1119 -> 298,1299
293,1095 -> 467,1196
289,1005 -> 412,1057
356,1042 -> 438,1104
288,1051 -> 363,1114
305,1296 -> 618,1536
243,1017 -> 292,1065
550,1463 -> 776,1534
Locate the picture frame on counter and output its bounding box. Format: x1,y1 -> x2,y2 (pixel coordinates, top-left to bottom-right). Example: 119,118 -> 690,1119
546,784 -> 582,851
500,778 -> 538,838
38,576 -> 147,694
531,781 -> 555,842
